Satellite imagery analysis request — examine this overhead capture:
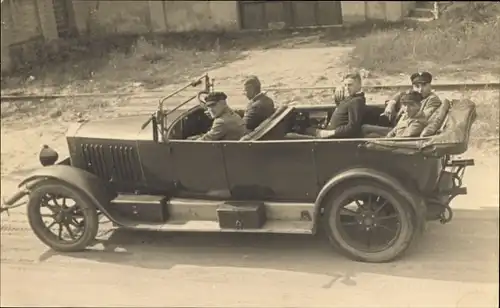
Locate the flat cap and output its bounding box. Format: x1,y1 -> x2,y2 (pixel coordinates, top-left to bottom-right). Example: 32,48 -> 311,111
205,91 -> 227,106
400,91 -> 423,105
410,72 -> 432,84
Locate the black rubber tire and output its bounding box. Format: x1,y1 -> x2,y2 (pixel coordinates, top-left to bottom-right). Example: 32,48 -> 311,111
322,178 -> 420,263
27,179 -> 99,252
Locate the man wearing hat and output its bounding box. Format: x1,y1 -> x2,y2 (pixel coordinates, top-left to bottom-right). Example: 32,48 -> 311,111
191,91 -> 246,141
382,71 -> 442,123
242,75 -> 275,131
363,91 -> 427,138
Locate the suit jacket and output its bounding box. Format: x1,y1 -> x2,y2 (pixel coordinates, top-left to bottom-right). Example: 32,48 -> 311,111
197,107 -> 246,141
326,92 -> 366,138
243,92 -> 275,130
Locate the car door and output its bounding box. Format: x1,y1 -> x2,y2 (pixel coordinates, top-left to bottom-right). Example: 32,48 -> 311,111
169,140 -> 230,198
223,140 -> 318,202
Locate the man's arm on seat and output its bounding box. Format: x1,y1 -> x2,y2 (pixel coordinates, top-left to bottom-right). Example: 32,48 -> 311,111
421,95 -> 442,120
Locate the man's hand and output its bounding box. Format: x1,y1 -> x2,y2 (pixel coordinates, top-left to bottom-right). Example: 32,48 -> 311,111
334,86 -> 345,104
316,129 -> 336,139
187,135 -> 201,140
381,100 -> 397,121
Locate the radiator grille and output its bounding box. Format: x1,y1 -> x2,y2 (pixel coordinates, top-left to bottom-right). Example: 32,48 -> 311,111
81,144 -> 141,183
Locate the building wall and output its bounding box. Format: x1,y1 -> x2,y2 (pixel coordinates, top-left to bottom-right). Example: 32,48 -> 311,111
72,0 -> 150,36
341,1 -> 415,24
1,0 -> 58,73
71,0 -> 239,35
1,1 -> 13,73
162,1 -> 239,32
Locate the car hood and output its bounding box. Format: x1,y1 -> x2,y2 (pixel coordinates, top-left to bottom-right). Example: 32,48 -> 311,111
66,111 -> 185,141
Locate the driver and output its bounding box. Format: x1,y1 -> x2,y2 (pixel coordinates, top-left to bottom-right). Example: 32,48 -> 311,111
191,92 -> 246,141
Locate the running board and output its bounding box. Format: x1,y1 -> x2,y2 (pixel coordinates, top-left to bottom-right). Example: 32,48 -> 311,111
105,196 -> 316,234
117,220 -> 314,234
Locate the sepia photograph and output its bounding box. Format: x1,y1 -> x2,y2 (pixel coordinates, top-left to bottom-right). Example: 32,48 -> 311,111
1,1 -> 498,307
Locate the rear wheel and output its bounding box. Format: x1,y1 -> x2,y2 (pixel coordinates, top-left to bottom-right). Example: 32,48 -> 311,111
27,180 -> 99,252
323,179 -> 420,263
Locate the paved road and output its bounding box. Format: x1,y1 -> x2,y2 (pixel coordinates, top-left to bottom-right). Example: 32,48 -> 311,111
1,159 -> 498,307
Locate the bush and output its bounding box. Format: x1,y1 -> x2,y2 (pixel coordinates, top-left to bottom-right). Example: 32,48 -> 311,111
347,3 -> 500,74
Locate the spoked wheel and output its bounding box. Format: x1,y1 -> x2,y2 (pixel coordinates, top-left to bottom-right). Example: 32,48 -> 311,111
323,179 -> 419,263
27,180 -> 99,252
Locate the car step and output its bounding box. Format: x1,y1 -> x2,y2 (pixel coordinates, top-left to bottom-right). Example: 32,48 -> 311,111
106,195 -> 316,234
118,220 -> 314,234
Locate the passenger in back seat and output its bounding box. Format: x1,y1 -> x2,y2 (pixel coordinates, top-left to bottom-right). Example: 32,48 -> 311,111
386,92 -> 427,138
382,71 -> 442,123
242,76 -> 275,131
363,92 -> 426,138
306,72 -> 366,139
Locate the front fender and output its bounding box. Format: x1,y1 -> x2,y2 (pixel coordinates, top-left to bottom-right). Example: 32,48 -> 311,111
313,168 -> 426,233
19,165 -> 117,217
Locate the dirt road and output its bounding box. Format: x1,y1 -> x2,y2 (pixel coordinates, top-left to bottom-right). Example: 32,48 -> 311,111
1,46 -> 498,307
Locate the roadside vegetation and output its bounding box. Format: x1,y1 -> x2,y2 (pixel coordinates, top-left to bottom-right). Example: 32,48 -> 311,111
347,2 -> 500,75
347,2 -> 500,147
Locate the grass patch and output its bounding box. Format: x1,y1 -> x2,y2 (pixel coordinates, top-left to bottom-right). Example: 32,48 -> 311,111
347,3 -> 500,75
0,33 -> 248,94
469,91 -> 499,152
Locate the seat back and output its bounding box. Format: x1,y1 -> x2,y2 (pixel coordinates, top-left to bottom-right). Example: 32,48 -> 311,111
240,106 -> 288,141
420,99 -> 451,137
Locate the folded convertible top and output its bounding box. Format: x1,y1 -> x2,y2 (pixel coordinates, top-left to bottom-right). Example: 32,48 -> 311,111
364,99 -> 477,157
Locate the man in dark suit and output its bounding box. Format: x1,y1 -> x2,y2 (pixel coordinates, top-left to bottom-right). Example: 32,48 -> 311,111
242,76 -> 275,131
308,72 -> 366,139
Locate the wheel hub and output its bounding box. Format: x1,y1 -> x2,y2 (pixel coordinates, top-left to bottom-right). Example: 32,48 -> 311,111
363,217 -> 374,226
359,212 -> 376,227
54,212 -> 64,223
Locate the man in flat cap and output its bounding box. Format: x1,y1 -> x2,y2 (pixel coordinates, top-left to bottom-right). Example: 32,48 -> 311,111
192,92 -> 246,141
363,91 -> 427,138
381,71 -> 442,124
306,72 -> 366,138
242,75 -> 275,131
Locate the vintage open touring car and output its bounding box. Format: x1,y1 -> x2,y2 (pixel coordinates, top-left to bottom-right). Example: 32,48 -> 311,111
1,74 -> 477,263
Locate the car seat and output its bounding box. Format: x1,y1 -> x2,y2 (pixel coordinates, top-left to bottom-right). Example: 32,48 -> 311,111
420,99 -> 451,137
240,106 -> 289,141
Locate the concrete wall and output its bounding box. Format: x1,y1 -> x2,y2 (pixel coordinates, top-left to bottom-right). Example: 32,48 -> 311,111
1,1 -> 13,73
72,0 -> 150,36
1,0 -> 58,73
72,0 -> 239,35
149,0 -> 240,33
341,1 -> 415,24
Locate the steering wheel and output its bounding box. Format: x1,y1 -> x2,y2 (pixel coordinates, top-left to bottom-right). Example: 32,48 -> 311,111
197,90 -> 213,119
197,90 -> 209,106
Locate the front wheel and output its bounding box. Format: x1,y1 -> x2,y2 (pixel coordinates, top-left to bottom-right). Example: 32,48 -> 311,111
322,179 -> 421,263
27,179 -> 99,252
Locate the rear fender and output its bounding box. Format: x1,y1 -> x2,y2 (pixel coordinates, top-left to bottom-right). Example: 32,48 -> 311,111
313,168 -> 426,233
19,165 -> 118,220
